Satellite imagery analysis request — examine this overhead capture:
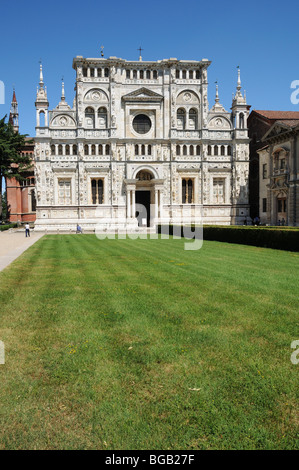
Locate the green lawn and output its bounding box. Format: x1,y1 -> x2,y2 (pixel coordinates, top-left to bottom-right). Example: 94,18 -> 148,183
0,235 -> 298,450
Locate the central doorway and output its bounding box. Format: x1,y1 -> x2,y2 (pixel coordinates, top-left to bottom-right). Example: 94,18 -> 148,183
135,190 -> 151,227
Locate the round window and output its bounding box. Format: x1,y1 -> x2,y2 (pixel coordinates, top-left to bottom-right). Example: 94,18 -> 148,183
133,114 -> 152,134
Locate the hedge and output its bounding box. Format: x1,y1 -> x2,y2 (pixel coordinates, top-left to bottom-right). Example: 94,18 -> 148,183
0,223 -> 17,232
158,225 -> 299,252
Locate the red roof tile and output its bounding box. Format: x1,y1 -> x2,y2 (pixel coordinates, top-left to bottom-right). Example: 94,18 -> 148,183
253,110 -> 299,120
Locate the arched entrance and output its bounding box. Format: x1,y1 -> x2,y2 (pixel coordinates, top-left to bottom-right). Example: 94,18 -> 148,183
135,170 -> 154,227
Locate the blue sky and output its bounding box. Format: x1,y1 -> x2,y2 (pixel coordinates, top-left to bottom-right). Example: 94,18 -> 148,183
0,0 -> 299,137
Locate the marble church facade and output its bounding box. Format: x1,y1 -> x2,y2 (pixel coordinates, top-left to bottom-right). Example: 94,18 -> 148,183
34,55 -> 250,231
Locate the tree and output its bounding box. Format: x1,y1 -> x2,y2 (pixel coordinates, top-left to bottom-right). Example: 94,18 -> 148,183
0,115 -> 33,221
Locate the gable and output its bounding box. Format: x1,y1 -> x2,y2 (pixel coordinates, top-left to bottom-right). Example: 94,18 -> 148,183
122,87 -> 164,102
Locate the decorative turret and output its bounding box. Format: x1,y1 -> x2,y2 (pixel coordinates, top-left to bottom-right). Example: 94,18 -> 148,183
9,88 -> 19,132
35,63 -> 49,128
231,67 -> 249,133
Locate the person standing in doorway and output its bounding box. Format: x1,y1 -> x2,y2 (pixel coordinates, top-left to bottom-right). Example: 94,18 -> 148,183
25,223 -> 30,237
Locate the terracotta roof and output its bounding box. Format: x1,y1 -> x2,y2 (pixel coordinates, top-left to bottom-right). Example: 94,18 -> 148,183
12,89 -> 17,103
253,110 -> 299,120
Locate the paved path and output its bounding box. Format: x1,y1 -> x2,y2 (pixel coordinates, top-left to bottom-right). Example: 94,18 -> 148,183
0,230 -> 44,272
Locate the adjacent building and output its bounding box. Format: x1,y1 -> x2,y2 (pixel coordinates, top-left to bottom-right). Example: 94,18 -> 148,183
248,110 -> 299,226
5,90 -> 36,224
34,55 -> 250,231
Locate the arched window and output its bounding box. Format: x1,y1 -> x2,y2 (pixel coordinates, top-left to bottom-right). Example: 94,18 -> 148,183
97,68 -> 102,77
189,108 -> 197,129
214,145 -> 218,156
196,145 -> 201,156
207,145 -> 212,156
140,70 -> 144,79
146,70 -> 151,79
196,70 -> 200,79
85,107 -> 95,128
58,144 -> 63,156
153,70 -> 157,79
177,108 -> 186,130
91,144 -> 96,155
104,68 -> 109,77
176,145 -> 181,156
73,145 -> 77,155
66,145 -> 70,156
183,145 -> 187,156
90,68 -> 94,77
133,70 -> 137,79
190,145 -> 194,156
176,70 -> 180,79
98,107 -> 107,128
105,144 -> 110,155
39,111 -> 45,127
239,113 -> 244,129
189,70 -> 193,79
182,70 -> 187,79
221,145 -> 225,156
126,70 -> 130,79
141,144 -> 145,155
148,144 -> 152,155
182,178 -> 194,204
98,144 -> 103,155
227,145 -> 232,156
135,144 -> 139,156
51,144 -> 55,155
83,68 -> 87,77
84,144 -> 89,156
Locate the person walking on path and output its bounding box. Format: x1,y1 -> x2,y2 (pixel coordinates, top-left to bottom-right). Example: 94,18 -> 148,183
25,223 -> 30,237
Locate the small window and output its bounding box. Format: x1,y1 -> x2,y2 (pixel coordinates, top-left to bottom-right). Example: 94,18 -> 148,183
196,70 -> 200,79
153,70 -> 158,79
140,70 -> 144,79
135,144 -> 139,156
196,145 -> 200,156
84,145 -> 89,156
73,145 -> 77,155
65,145 -> 70,156
182,70 -> 186,79
214,145 -> 218,156
98,144 -> 103,155
133,70 -> 137,79
97,68 -> 102,77
105,144 -> 110,155
90,68 -> 94,77
126,70 -> 130,79
146,70 -> 151,79
51,144 -> 55,155
221,145 -> 225,156
176,70 -> 180,79
83,68 -> 87,77
262,198 -> 267,213
263,164 -> 267,179
91,179 -> 104,204
58,144 -> 63,156
104,68 -> 109,77
176,145 -> 181,156
148,144 -> 151,155
190,145 -> 194,156
207,145 -> 212,156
